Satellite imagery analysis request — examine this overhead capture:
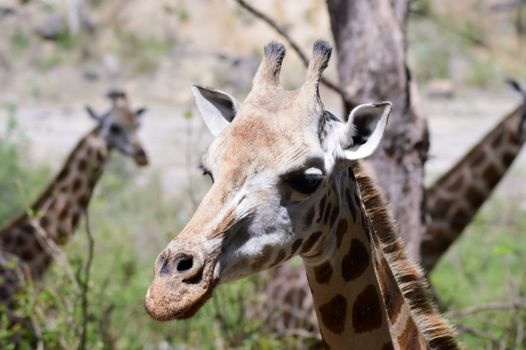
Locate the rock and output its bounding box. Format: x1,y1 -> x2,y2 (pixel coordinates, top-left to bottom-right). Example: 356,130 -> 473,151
82,69 -> 99,81
0,6 -> 17,19
102,53 -> 121,77
35,14 -> 66,41
426,79 -> 455,99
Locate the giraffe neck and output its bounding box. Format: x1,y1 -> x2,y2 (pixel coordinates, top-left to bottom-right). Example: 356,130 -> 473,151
422,102 -> 526,271
299,163 -> 400,349
0,128 -> 109,279
301,161 -> 457,349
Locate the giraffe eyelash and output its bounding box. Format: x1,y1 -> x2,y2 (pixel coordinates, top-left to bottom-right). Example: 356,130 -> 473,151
198,164 -> 214,182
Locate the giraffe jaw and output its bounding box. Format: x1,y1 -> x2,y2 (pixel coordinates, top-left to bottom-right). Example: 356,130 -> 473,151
144,282 -> 216,320
133,148 -> 149,166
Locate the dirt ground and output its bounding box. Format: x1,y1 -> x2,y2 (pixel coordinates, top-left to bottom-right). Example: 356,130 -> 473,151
2,88 -> 525,208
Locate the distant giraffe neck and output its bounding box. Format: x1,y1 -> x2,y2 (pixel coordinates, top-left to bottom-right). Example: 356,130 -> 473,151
301,162 -> 440,349
422,102 -> 526,271
0,128 -> 108,279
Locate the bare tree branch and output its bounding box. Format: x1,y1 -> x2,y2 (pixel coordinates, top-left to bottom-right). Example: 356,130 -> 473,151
446,299 -> 526,318
455,324 -> 500,346
234,0 -> 349,103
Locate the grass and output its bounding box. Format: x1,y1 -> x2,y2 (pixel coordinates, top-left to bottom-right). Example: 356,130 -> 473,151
432,199 -> 526,349
0,105 -> 50,222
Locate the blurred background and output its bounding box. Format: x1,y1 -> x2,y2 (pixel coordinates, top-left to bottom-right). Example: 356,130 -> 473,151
0,0 -> 525,349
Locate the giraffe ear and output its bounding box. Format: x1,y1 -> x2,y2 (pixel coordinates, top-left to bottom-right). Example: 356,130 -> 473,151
338,102 -> 391,160
135,107 -> 147,117
191,84 -> 239,137
85,106 -> 103,122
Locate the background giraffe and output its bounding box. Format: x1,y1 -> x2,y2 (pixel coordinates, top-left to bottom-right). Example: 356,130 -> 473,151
422,80 -> 526,271
0,90 -> 147,334
249,80 -> 526,342
145,41 -> 457,349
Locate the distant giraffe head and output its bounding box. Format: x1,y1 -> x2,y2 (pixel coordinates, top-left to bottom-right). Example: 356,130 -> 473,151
0,89 -> 150,341
85,89 -> 148,166
145,41 -> 457,349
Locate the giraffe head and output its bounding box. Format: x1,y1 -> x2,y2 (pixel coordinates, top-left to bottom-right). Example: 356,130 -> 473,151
145,41 -> 391,320
85,90 -> 148,166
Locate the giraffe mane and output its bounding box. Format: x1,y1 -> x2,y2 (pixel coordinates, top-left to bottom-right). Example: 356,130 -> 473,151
352,160 -> 460,350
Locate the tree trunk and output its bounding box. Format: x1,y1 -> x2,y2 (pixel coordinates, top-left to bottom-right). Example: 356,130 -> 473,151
326,0 -> 429,261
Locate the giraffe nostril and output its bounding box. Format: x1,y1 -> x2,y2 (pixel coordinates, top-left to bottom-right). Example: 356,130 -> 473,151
159,259 -> 170,276
136,148 -> 146,157
176,257 -> 194,273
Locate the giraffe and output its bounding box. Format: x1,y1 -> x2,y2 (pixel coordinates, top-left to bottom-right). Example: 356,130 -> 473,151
144,41 -> 458,349
248,81 -> 526,339
0,90 -> 148,331
422,81 -> 526,271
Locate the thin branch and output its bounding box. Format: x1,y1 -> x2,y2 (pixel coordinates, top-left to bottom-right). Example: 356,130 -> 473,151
446,299 -> 526,318
516,317 -> 524,348
455,324 -> 500,345
234,0 -> 349,102
410,10 -> 488,47
79,209 -> 95,350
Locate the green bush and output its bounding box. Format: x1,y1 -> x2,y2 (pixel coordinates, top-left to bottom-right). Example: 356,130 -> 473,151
0,105 -> 49,226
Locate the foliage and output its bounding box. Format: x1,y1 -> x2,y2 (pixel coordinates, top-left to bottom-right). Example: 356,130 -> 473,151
0,105 -> 49,226
433,200 -> 526,349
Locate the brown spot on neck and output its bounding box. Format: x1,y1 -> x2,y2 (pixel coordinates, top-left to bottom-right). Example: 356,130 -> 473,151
290,238 -> 303,256
251,245 -> 273,270
345,189 -> 357,222
335,218 -> 348,249
323,201 -> 333,225
465,185 -> 485,208
341,239 -> 369,281
301,231 -> 323,255
397,316 -> 420,349
313,261 -> 333,284
382,341 -> 395,350
319,294 -> 347,334
352,284 -> 383,333
316,195 -> 327,223
270,249 -> 286,267
377,258 -> 403,323
304,206 -> 315,227
482,162 -> 501,187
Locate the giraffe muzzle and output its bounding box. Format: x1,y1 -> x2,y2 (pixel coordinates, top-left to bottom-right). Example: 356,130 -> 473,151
145,246 -> 218,321
133,147 -> 148,166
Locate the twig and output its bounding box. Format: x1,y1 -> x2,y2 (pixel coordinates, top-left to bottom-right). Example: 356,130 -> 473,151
234,0 -> 349,102
455,324 -> 500,345
212,292 -> 231,343
516,317 -> 524,348
410,10 -> 488,47
446,299 -> 526,318
79,209 -> 95,350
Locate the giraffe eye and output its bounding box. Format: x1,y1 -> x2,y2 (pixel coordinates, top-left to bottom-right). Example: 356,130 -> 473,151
109,124 -> 122,134
285,173 -> 324,195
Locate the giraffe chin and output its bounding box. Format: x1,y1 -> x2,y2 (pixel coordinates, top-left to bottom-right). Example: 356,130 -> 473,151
144,263 -> 218,321
133,154 -> 149,166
